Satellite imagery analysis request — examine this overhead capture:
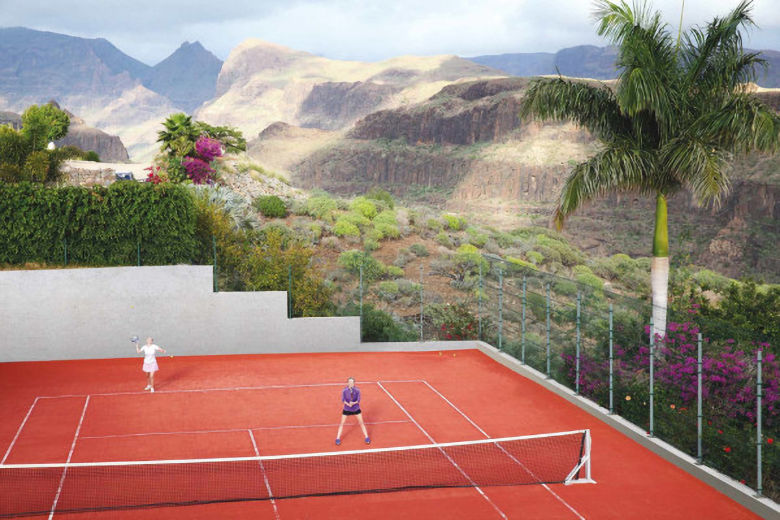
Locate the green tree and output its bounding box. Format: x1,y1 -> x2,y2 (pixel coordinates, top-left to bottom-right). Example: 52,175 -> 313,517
521,0 -> 780,336
195,122 -> 247,154
157,113 -> 199,158
20,104 -> 70,152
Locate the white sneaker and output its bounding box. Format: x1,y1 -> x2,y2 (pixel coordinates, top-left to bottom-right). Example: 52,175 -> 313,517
150,387 -> 155,393
144,385 -> 151,390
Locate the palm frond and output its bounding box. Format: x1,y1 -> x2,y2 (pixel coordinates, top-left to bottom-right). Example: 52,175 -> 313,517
660,138 -> 731,206
554,144 -> 656,229
691,94 -> 780,154
681,1 -> 760,91
520,78 -> 630,142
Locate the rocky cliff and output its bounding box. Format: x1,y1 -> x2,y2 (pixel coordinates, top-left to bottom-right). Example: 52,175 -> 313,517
254,78 -> 778,280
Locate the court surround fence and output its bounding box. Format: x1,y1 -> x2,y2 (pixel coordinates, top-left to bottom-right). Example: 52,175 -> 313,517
3,237 -> 777,503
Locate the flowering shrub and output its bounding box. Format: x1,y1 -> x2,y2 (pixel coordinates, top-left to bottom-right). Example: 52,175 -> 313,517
182,157 -> 214,184
428,302 -> 479,340
194,137 -> 222,162
144,165 -> 166,184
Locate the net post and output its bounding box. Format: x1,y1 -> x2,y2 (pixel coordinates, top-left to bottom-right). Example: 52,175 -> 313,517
546,282 -> 551,378
521,275 -> 527,364
212,234 -> 218,293
649,316 -> 655,438
287,265 -> 293,319
696,332 -> 703,464
575,292 -> 581,395
478,262 -> 483,341
498,266 -> 503,352
419,263 -> 424,341
609,303 -> 614,414
756,348 -> 763,497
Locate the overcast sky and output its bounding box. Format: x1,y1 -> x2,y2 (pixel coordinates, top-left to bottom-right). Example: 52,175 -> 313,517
1,0 -> 778,65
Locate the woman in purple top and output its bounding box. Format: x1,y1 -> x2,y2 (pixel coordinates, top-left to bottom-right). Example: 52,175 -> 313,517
335,377 -> 370,445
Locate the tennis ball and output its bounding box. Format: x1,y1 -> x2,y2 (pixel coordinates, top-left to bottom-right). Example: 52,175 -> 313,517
438,352 -> 442,356
453,353 -> 457,357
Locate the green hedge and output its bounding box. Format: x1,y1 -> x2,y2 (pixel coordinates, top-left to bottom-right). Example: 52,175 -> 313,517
0,182 -> 197,265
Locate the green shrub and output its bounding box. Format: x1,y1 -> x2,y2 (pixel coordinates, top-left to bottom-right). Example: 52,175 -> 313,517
506,256 -> 535,272
348,304 -> 416,342
426,218 -> 443,232
576,272 -> 604,294
22,151 -> 49,182
0,126 -> 27,168
306,195 -> 338,221
409,243 -> 429,257
373,210 -> 397,226
553,279 -> 578,296
443,214 -> 466,231
397,279 -> 421,296
527,251 -> 544,265
363,238 -> 380,251
350,196 -> 378,219
83,150 -> 100,162
385,265 -> 404,278
691,269 -> 732,292
375,222 -> 400,239
572,264 -> 594,277
309,223 -> 322,240
253,195 -> 287,218
338,250 -> 385,281
342,211 -> 371,228
535,234 -> 584,267
366,187 -> 395,209
467,227 -> 488,248
436,232 -> 452,247
377,281 -> 400,301
333,219 -> 361,237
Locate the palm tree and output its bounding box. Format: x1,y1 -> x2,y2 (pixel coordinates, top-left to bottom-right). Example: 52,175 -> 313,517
157,113 -> 199,158
521,0 -> 779,337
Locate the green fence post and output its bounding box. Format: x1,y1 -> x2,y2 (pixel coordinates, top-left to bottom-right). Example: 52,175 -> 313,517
137,240 -> 141,267
609,303 -> 614,414
498,267 -> 503,351
756,348 -> 763,497
575,292 -> 581,395
288,265 -> 293,319
696,332 -> 702,464
359,265 -> 363,321
546,282 -> 551,378
649,316 -> 655,437
63,237 -> 68,266
212,235 -> 218,293
521,275 -> 527,364
478,263 -> 483,341
419,264 -> 424,341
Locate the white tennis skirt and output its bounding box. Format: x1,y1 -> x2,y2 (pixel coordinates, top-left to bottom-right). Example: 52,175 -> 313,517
142,359 -> 159,373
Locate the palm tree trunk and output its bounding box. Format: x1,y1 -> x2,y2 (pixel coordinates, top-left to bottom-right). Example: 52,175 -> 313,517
651,193 -> 669,338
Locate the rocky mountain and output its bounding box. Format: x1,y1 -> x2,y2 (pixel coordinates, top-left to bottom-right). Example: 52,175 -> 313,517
1,103 -> 130,162
469,45 -> 780,87
0,27 -> 222,161
196,39 -> 506,139
143,41 -> 223,113
247,78 -> 779,281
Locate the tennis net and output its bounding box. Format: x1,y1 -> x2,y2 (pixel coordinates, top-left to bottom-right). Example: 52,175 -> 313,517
0,429 -> 591,517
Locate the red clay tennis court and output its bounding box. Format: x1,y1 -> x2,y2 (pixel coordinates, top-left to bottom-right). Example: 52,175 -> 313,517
0,350 -> 763,519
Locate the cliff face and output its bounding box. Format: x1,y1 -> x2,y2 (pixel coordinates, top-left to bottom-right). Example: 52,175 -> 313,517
273,78 -> 779,280
56,126 -> 130,162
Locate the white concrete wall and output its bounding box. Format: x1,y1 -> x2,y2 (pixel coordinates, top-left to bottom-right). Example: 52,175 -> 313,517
0,265 -> 361,361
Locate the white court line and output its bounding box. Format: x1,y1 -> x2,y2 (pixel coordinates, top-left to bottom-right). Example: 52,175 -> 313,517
1,397 -> 39,465
376,382 -> 508,520
34,380 -> 426,400
80,420 -> 410,440
421,380 -> 586,520
248,430 -> 280,520
48,395 -> 90,520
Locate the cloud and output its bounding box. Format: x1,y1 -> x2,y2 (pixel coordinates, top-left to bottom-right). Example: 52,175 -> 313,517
1,0 -> 777,64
